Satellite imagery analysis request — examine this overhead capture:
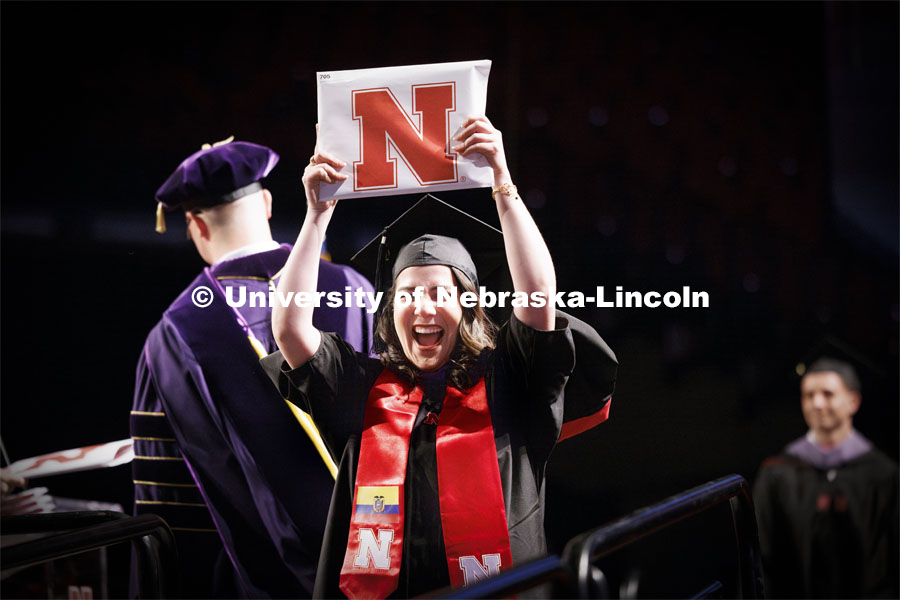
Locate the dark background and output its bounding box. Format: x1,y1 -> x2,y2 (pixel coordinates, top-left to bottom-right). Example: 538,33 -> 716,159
2,2 -> 897,596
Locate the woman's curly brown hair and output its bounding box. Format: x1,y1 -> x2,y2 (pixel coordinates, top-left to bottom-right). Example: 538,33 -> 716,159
376,266 -> 496,389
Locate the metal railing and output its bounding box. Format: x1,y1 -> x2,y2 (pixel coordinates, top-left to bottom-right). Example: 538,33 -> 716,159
431,474 -> 764,599
423,555 -> 569,599
1,511 -> 178,598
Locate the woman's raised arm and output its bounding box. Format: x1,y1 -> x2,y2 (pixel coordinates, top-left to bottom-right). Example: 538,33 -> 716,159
453,116 -> 556,330
272,135 -> 348,368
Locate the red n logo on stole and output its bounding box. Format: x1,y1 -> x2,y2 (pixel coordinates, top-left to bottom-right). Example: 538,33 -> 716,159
352,83 -> 458,191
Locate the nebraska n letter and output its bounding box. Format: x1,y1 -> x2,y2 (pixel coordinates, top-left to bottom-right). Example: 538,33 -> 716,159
352,83 -> 457,191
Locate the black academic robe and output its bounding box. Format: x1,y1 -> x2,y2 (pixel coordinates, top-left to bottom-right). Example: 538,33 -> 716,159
753,447 -> 899,599
263,312 -> 615,598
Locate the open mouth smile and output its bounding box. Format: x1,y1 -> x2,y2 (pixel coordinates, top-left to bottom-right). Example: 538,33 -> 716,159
412,325 -> 444,349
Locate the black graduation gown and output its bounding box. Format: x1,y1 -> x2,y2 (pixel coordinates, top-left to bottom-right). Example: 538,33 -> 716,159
263,313 -> 594,598
753,448 -> 899,598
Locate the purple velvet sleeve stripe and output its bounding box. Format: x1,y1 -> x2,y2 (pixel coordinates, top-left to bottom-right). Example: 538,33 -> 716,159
132,439 -> 180,457
132,459 -> 197,486
134,481 -> 205,504
131,413 -> 177,439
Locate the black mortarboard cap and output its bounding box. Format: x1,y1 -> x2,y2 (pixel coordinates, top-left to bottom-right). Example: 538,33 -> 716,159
794,335 -> 884,393
351,194 -> 509,296
392,234 -> 479,289
351,195 -> 512,351
153,137 -> 279,233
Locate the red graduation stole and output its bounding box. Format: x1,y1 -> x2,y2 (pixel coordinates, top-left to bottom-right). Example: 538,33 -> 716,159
339,369 -> 513,599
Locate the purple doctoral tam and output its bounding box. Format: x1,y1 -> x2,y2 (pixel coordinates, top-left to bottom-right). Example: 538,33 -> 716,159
156,140 -> 279,210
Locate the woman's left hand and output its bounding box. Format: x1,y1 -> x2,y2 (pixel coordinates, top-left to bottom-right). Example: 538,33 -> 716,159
453,116 -> 511,183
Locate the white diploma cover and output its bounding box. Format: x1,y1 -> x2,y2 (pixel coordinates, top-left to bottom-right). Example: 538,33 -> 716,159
6,439 -> 134,479
316,59 -> 493,201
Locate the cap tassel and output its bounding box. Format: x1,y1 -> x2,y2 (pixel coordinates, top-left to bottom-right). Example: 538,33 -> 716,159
155,202 -> 167,234
201,135 -> 234,150
372,232 -> 389,354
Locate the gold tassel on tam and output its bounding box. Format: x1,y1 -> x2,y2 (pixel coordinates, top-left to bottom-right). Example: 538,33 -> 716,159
201,135 -> 234,150
155,202 -> 167,234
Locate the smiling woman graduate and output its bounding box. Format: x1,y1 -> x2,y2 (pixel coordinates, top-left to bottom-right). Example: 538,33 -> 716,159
262,116 -> 617,599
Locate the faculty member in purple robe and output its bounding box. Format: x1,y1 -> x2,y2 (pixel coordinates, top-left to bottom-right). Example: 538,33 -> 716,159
131,138 -> 374,598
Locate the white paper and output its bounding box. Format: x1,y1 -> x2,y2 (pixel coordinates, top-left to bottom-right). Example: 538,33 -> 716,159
316,59 -> 493,201
5,439 -> 134,479
0,487 -> 55,515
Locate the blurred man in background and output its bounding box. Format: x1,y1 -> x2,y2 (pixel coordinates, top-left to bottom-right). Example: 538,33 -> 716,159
754,357 -> 898,598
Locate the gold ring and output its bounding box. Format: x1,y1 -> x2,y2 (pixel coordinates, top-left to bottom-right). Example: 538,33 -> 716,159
310,156 -> 317,165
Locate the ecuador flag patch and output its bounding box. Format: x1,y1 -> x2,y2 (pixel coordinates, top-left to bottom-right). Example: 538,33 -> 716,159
355,485 -> 400,514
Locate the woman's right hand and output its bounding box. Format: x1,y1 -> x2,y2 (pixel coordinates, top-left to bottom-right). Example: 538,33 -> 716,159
302,125 -> 348,212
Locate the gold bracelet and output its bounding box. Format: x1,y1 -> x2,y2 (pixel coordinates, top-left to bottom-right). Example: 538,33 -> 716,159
491,182 -> 518,200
